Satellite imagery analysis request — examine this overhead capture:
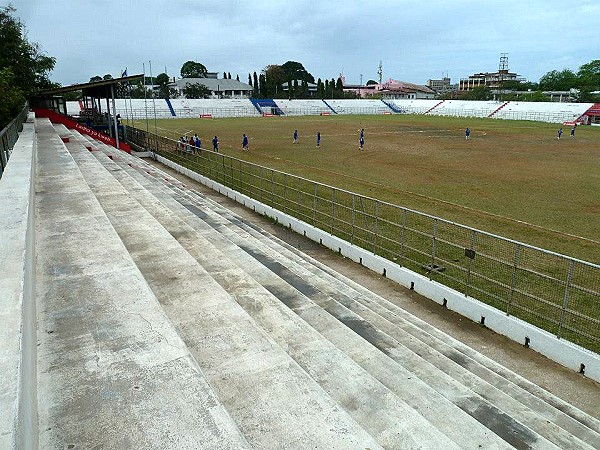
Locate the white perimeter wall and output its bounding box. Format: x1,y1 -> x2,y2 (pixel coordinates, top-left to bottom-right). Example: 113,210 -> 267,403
156,154 -> 600,383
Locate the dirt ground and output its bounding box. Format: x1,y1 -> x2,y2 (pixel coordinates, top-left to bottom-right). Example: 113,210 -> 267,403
148,157 -> 600,419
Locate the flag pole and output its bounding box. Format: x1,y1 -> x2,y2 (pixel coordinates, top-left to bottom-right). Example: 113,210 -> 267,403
149,60 -> 158,136
143,62 -> 149,135
122,68 -> 129,126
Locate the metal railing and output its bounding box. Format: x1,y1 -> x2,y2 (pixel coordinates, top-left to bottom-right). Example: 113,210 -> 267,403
0,104 -> 29,179
126,125 -> 600,354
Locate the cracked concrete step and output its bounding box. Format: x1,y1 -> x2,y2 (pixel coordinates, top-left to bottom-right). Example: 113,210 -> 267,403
36,120 -> 250,450
98,148 -> 596,450
61,131 -> 382,450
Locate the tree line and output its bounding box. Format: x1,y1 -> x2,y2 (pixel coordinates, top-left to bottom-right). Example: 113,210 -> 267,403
0,6 -> 55,127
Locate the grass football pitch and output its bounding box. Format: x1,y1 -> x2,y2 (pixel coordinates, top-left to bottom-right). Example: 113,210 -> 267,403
132,114 -> 600,264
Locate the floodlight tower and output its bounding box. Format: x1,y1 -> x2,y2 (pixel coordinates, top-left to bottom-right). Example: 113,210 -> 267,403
498,53 -> 509,100
377,61 -> 383,85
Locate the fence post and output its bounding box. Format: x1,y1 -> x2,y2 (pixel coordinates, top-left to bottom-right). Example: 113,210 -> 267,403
400,209 -> 407,265
283,173 -> 287,213
351,194 -> 356,245
373,201 -> 380,254
465,230 -> 477,297
430,219 -> 438,280
331,188 -> 336,234
313,183 -> 318,225
507,243 -> 521,314
270,169 -> 274,205
259,166 -> 263,202
557,260 -> 575,339
296,176 -> 301,218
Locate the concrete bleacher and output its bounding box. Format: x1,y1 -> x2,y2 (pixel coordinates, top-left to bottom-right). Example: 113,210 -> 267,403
324,99 -> 392,114
431,100 -> 504,118
492,101 -> 594,123
271,99 -> 331,116
2,116 -> 600,448
66,98 -> 260,120
385,99 -> 442,114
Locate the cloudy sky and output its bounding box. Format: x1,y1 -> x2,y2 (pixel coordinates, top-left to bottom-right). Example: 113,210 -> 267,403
6,0 -> 600,87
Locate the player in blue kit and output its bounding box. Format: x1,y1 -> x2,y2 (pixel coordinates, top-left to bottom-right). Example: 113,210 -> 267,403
359,128 -> 364,150
242,133 -> 249,151
293,129 -> 298,144
557,128 -> 563,140
212,136 -> 219,152
316,131 -> 321,148
465,127 -> 471,140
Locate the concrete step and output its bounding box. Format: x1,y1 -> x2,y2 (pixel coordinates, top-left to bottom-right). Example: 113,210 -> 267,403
100,146 -> 600,449
88,140 -> 494,449
91,145 -> 596,445
61,130 -> 382,449
36,120 -> 250,449
0,119 -> 35,449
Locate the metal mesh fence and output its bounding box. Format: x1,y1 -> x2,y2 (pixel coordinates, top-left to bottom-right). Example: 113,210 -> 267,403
126,125 -> 600,354
1,103 -> 29,179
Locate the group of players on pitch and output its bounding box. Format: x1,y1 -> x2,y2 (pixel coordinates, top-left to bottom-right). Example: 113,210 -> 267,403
177,128 -> 367,153
291,128 -> 365,150
177,124 -> 576,154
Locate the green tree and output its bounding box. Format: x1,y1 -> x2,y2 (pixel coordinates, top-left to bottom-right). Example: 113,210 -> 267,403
281,61 -> 315,84
264,65 -> 285,97
301,80 -> 308,98
538,69 -> 578,91
518,91 -> 551,102
335,77 -> 344,98
182,82 -> 211,99
180,60 -> 208,78
460,86 -> 492,100
259,73 -> 267,98
248,73 -> 252,86
252,71 -> 259,97
103,74 -> 113,80
155,72 -> 171,98
366,79 -> 378,86
0,5 -> 55,96
316,78 -> 324,98
128,81 -> 151,99
0,68 -> 26,127
577,60 -> 600,91
62,90 -> 82,101
89,75 -> 102,83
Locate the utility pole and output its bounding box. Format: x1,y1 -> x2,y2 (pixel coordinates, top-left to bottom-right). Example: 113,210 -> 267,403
360,74 -> 363,97
378,60 -> 383,85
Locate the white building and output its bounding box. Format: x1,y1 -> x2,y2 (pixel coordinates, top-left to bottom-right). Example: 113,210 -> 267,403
170,77 -> 253,99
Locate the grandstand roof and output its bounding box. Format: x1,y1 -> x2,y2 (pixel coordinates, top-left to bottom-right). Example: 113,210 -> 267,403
33,74 -> 145,98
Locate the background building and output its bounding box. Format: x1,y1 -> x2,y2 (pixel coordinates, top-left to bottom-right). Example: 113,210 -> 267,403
459,70 -> 526,91
427,77 -> 457,94
343,77 -> 435,99
170,75 -> 252,99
